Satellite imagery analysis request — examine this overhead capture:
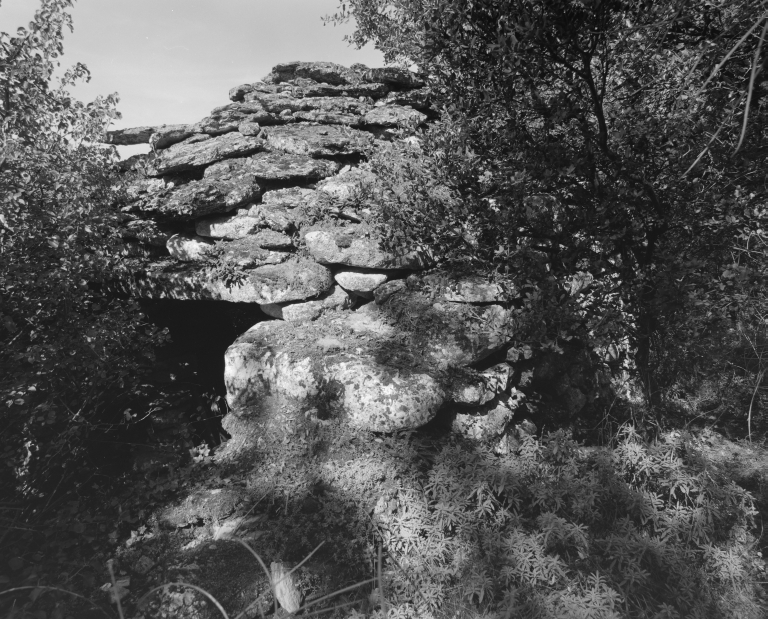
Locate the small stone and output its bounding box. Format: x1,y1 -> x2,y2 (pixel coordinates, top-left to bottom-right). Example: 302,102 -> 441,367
133,556 -> 155,575
238,121 -> 262,136
166,234 -> 215,261
196,214 -> 262,240
250,230 -> 293,250
334,269 -> 388,298
374,279 -> 406,304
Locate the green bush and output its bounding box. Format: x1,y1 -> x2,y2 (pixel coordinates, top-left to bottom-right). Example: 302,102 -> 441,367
362,429 -> 765,618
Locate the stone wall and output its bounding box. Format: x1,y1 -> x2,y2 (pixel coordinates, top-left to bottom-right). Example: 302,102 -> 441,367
111,61 -> 593,447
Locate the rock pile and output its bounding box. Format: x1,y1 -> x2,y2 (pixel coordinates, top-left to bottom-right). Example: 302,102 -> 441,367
111,61 -> 589,445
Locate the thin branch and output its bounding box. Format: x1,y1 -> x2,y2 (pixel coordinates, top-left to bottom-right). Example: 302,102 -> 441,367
734,18 -> 768,154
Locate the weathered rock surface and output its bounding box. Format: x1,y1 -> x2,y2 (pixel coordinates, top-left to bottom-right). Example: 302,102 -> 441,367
246,203 -> 301,233
194,101 -> 281,135
363,67 -> 424,88
364,105 -> 427,127
166,233 -> 215,261
159,488 -> 242,528
196,211 -> 261,239
267,61 -> 362,86
260,285 -> 353,322
149,124 -> 196,149
127,258 -> 332,304
210,152 -> 340,183
216,237 -> 292,268
383,88 -> 432,110
450,392 -> 525,442
106,126 -> 156,145
262,124 -> 372,158
446,364 -> 512,406
224,317 -> 445,432
131,162 -> 261,221
262,187 -> 317,209
316,167 -> 376,202
364,290 -> 513,367
304,225 -> 431,270
150,133 -> 265,176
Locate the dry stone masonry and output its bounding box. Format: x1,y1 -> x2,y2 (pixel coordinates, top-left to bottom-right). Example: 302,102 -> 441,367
111,61 -> 590,445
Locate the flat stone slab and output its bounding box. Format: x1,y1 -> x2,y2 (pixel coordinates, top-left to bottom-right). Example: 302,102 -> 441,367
262,124 -> 372,158
364,105 -> 427,127
106,126 -> 156,146
304,224 -> 432,270
266,61 -> 363,86
210,152 -> 340,183
129,163 -> 261,221
236,79 -> 390,102
150,132 -> 265,176
260,285 -> 353,322
194,101 -> 280,135
261,187 -> 317,208
217,237 -> 292,268
363,67 -> 424,88
125,258 -> 332,304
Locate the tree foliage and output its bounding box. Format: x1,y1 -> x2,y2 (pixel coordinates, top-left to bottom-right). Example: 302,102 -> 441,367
333,0 -> 768,408
0,0 -> 163,496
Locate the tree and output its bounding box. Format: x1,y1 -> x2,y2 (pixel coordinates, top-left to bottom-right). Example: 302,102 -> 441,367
333,0 -> 768,411
0,0 -> 163,496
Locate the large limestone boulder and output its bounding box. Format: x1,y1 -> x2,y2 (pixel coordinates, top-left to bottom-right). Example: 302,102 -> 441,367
351,300 -> 511,368
262,124 -> 372,158
224,286 -> 513,430
127,258 -> 332,304
150,133 -> 265,176
224,317 -> 445,432
304,224 -> 432,270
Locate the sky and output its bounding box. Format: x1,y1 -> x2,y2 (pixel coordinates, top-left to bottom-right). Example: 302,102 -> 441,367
0,0 -> 384,156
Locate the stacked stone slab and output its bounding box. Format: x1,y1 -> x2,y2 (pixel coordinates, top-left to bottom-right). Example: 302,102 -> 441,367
112,61 -> 534,440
